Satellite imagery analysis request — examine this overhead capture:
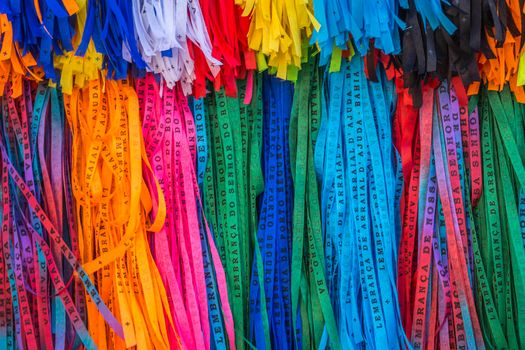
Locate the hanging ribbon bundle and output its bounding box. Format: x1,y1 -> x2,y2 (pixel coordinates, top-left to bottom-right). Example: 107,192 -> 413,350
1,0 -> 103,94
137,73 -> 236,350
78,0 -> 147,80
202,77 -> 263,350
0,0 -> 79,81
288,57 -> 340,350
198,0 -> 256,97
248,74 -> 295,349
396,80 -> 491,349
0,81 -> 127,350
471,0 -> 525,102
131,0 -> 220,95
394,0 -> 512,105
0,14 -> 42,97
54,0 -> 103,95
240,0 -> 319,81
472,86 -> 525,348
310,0 -> 402,67
397,0 -> 460,100
64,77 -> 172,349
315,56 -> 404,349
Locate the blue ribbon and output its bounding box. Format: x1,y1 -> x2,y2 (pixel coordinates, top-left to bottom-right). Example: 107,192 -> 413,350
249,74 -> 296,349
311,0 -> 403,63
315,57 -> 405,349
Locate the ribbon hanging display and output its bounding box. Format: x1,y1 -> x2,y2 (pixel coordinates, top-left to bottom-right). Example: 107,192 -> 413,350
0,0 -> 525,349
393,0 -> 513,105
472,1 -> 525,102
54,0 -> 103,95
310,0 -> 402,68
198,0 -> 256,97
0,0 -> 78,81
0,15 -> 42,97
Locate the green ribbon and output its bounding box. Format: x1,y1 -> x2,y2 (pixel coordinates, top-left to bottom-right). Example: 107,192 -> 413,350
473,87 -> 525,348
289,57 -> 342,350
203,77 -> 270,349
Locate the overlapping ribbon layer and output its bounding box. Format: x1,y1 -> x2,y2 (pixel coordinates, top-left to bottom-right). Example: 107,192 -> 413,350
0,0 -> 524,349
397,81 -> 487,349
0,15 -> 42,97
0,81 -> 125,350
3,0 -> 525,98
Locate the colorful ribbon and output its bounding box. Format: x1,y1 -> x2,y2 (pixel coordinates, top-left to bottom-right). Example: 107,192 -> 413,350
0,1 -> 524,350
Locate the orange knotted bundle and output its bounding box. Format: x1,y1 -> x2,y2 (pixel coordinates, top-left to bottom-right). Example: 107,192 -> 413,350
469,0 -> 525,102
0,14 -> 42,98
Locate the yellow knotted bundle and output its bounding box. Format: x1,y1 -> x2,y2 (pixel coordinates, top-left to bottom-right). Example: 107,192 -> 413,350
53,0 -> 103,94
64,76 -> 175,350
0,14 -> 43,97
239,0 -> 319,80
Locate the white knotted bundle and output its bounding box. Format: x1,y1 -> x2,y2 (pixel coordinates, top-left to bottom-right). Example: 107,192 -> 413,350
131,0 -> 221,93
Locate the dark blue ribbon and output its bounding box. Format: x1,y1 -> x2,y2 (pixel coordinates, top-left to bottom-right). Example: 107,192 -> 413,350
249,74 -> 297,350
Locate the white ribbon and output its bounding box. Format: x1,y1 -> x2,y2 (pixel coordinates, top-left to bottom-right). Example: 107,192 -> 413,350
130,0 -> 221,92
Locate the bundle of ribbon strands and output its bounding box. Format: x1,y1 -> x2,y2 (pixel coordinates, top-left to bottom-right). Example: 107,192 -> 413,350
2,0 -> 525,349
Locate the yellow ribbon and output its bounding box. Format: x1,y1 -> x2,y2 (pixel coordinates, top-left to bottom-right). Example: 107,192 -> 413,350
53,0 -> 103,95
241,0 -> 320,81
